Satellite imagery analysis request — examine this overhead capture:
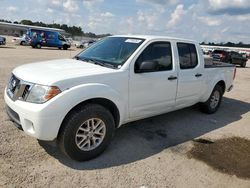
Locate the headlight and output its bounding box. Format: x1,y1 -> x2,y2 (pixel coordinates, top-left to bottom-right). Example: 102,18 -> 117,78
26,84 -> 61,104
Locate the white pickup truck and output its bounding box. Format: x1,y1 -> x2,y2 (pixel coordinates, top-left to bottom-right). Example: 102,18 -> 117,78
5,35 -> 236,161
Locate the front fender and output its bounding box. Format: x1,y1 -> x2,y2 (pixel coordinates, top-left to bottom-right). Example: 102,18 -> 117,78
36,83 -> 127,136
63,83 -> 127,123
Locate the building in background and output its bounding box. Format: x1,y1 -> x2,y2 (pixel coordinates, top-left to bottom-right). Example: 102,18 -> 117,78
0,22 -> 68,37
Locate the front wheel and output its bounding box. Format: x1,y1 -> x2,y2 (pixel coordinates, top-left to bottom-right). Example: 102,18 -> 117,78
63,45 -> 68,50
200,85 -> 223,114
58,104 -> 115,161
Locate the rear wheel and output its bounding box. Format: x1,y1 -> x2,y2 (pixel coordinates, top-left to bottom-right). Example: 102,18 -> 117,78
241,61 -> 246,68
36,43 -> 41,49
20,41 -> 24,45
58,104 -> 115,161
200,85 -> 223,114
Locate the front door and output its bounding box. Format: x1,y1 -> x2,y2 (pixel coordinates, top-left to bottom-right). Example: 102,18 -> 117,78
129,41 -> 177,119
45,32 -> 57,47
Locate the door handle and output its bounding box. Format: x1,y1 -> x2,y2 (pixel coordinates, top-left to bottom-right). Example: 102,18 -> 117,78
168,76 -> 177,80
195,73 -> 202,77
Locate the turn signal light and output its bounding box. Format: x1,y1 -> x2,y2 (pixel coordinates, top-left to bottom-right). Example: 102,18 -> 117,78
44,86 -> 61,100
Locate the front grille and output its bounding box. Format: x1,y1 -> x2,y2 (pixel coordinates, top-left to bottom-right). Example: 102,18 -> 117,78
21,85 -> 30,100
7,74 -> 33,101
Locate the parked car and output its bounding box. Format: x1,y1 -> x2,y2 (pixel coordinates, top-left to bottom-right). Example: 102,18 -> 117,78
27,29 -> 70,50
212,49 -> 248,67
76,39 -> 96,48
65,37 -> 73,45
5,35 -> 236,161
0,35 -> 6,45
12,34 -> 30,45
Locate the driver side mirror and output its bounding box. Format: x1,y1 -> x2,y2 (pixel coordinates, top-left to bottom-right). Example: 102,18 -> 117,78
135,61 -> 157,73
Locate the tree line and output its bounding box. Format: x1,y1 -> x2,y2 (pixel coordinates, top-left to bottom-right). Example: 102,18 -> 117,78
0,19 -> 111,38
200,41 -> 250,48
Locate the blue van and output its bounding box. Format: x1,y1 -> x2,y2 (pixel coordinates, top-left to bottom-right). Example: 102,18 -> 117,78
27,29 -> 70,50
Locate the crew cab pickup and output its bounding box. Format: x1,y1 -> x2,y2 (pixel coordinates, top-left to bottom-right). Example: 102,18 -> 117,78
4,35 -> 236,161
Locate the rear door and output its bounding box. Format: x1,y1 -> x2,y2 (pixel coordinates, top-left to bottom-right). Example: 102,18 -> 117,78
129,41 -> 178,119
175,43 -> 203,108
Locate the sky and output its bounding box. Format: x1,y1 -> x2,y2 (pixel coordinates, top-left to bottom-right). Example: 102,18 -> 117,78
0,0 -> 249,43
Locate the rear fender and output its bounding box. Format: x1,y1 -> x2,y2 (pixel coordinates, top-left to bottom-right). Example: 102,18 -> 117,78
200,74 -> 226,102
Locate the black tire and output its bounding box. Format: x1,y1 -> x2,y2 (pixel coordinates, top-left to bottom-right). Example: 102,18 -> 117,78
241,61 -> 246,68
80,45 -> 83,48
20,41 -> 24,45
36,43 -> 41,49
58,47 -> 62,50
200,85 -> 223,114
58,104 -> 115,161
63,45 -> 68,50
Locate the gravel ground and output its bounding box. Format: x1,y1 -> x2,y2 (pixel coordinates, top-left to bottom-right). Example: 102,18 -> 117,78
0,40 -> 250,187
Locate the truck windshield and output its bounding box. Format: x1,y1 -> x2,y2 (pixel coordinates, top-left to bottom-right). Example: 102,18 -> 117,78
75,37 -> 145,68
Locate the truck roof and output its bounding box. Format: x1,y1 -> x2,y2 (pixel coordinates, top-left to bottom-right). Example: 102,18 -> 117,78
111,35 -> 196,43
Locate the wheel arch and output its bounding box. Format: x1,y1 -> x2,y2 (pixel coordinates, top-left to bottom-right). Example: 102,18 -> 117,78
200,79 -> 226,103
216,80 -> 226,94
58,97 -> 121,138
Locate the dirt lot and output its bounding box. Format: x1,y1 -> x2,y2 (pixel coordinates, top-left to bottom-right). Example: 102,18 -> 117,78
0,41 -> 250,187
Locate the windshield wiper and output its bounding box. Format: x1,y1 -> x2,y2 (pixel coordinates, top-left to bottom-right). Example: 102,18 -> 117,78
74,56 -> 94,63
88,58 -> 117,69
74,56 -> 79,60
74,56 -> 117,69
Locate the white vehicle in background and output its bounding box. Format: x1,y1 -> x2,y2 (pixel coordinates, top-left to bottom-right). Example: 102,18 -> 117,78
12,34 -> 30,45
65,37 -> 73,45
75,39 -> 96,48
5,35 -> 236,161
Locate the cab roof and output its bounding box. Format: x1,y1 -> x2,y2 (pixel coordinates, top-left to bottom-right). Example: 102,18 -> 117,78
111,35 -> 197,43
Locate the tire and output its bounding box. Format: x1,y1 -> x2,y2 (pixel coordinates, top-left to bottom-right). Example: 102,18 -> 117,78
58,47 -> 62,50
36,43 -> 41,49
58,104 -> 115,161
200,85 -> 223,114
80,45 -> 83,48
241,61 -> 246,68
63,45 -> 68,50
20,41 -> 24,45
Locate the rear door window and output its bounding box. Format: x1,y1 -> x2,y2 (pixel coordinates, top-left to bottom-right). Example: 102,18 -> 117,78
177,43 -> 198,69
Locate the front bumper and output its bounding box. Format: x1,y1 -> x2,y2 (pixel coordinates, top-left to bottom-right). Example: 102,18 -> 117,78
6,105 -> 23,130
4,88 -> 64,141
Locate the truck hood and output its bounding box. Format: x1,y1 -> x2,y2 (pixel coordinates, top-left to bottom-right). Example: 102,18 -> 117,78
13,59 -> 117,89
